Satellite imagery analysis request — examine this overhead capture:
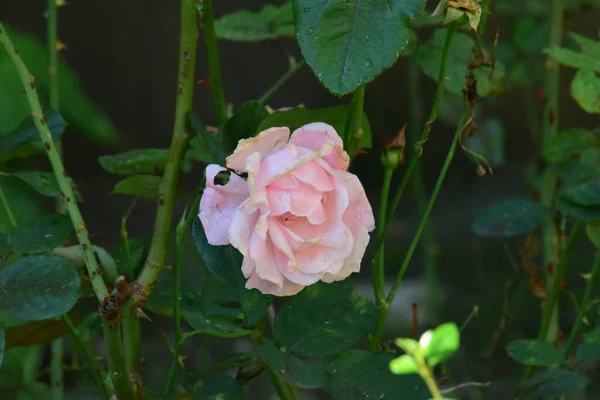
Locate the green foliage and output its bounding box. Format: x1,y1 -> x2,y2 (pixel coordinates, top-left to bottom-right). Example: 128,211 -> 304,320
506,339 -> 565,366
519,368 -> 589,399
7,214 -> 71,254
575,325 -> 600,363
98,149 -> 169,175
0,176 -> 41,234
543,128 -> 600,163
294,0 -> 425,95
326,350 -> 428,400
191,218 -> 270,325
0,25 -> 119,145
586,221 -> 600,248
274,281 -> 376,357
560,177 -> 600,207
2,171 -> 82,202
472,199 -> 547,237
0,255 -> 81,321
257,339 -> 326,389
389,354 -> 419,375
571,69 -> 600,113
183,311 -> 257,338
112,174 -> 163,199
257,105 -> 373,150
464,118 -> 506,168
0,112 -> 66,162
421,322 -> 460,367
0,324 -> 4,368
190,375 -> 243,400
188,112 -> 227,166
222,101 -> 270,153
215,2 -> 294,42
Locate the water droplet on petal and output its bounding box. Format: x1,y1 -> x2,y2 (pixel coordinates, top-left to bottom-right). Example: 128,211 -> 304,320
308,27 -> 315,35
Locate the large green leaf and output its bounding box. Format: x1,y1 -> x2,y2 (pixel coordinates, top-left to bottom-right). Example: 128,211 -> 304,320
221,101 -> 269,153
0,176 -> 42,234
191,375 -> 243,400
257,105 -> 372,150
575,325 -> 600,363
519,368 -> 589,399
0,255 -> 81,321
7,214 -> 72,254
569,32 -> 600,58
545,46 -> 600,72
0,112 -> 66,162
191,218 -> 270,324
274,281 -> 377,357
215,2 -> 294,42
112,174 -> 163,199
557,198 -> 600,222
571,69 -> 600,114
2,171 -> 82,202
560,177 -> 600,206
0,25 -> 119,145
257,339 -> 326,389
543,128 -> 600,164
325,350 -> 429,400
506,339 -> 565,366
472,199 -> 547,237
183,311 -> 257,339
294,0 -> 425,95
98,149 -> 169,175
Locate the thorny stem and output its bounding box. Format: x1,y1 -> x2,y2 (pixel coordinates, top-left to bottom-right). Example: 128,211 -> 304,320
344,84 -> 366,159
372,166 -> 394,310
564,250 -> 600,356
540,0 -> 565,344
259,58 -> 307,105
62,315 -> 109,400
202,0 -> 228,124
162,331 -> 205,397
371,112 -> 468,347
103,323 -> 134,399
122,305 -> 142,397
50,339 -> 64,400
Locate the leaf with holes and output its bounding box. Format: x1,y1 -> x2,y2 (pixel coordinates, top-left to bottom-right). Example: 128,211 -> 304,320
215,2 -> 294,42
274,281 -> 377,357
506,339 -> 565,366
472,199 -> 547,237
0,255 -> 81,321
257,339 -> 326,389
294,0 -> 425,95
326,350 -> 429,400
7,214 -> 72,254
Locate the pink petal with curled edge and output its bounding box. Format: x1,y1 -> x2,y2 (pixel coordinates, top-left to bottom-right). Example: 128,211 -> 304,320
269,221 -> 294,259
291,160 -> 335,192
249,234 -> 284,289
246,273 -> 305,296
228,208 -> 259,256
334,170 -> 375,230
199,165 -> 249,245
226,127 -> 290,173
266,187 -> 291,216
290,122 -> 349,170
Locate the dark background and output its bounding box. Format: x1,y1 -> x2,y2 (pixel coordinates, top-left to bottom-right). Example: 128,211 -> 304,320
2,0 -> 600,399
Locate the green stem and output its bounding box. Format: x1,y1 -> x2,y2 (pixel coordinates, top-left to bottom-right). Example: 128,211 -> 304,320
122,306 -> 142,396
420,363 -> 443,400
162,331 -> 206,397
564,250 -> 600,357
50,339 -> 64,400
541,0 -> 564,344
267,367 -> 296,400
202,0 -> 227,124
371,25 -> 457,258
62,314 -> 109,400
373,166 -> 394,307
47,0 -> 59,111
135,0 -> 197,295
0,22 -> 109,302
408,54 -> 439,313
0,183 -> 17,228
371,112 -> 467,346
103,323 -> 134,400
344,84 -> 366,158
259,58 -> 307,105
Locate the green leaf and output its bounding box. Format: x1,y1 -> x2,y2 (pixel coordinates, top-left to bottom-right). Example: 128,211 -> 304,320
7,214 -> 72,254
2,171 -> 82,202
221,101 -> 269,153
0,255 -> 81,320
520,368 -> 589,399
389,354 -> 419,375
274,281 -> 377,357
557,198 -> 600,221
183,311 -> 257,339
506,339 -> 565,366
112,174 -> 163,199
192,375 -> 243,400
0,176 -> 42,234
98,149 -> 169,175
189,112 -> 227,166
543,128 -> 600,163
545,46 -> 600,72
477,61 -> 506,97
575,325 -> 600,363
325,350 -> 429,400
571,69 -> 600,114
560,177 -> 600,206
423,322 -> 460,367
256,105 -> 373,150
0,25 -> 119,145
0,112 -> 66,162
112,237 -> 149,277
472,199 -> 547,237
294,0 -> 425,95
0,324 -> 4,368
257,339 -> 326,389
215,2 -> 294,42
586,221 -> 600,248
191,218 -> 269,324
417,29 -> 473,95
569,32 -> 600,58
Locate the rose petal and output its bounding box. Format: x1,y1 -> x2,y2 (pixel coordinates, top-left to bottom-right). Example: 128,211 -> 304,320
322,214 -> 370,282
249,234 -> 284,289
266,187 -> 291,216
289,182 -> 322,217
226,127 -> 290,172
246,273 -> 305,296
291,160 -> 335,192
334,170 -> 375,230
228,209 -> 259,255
199,165 -> 249,245
290,122 -> 349,170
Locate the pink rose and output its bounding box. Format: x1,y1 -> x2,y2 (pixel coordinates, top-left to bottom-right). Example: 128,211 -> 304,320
198,123 -> 375,296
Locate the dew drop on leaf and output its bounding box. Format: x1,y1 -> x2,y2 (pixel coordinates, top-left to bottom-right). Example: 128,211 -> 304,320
308,27 -> 315,35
